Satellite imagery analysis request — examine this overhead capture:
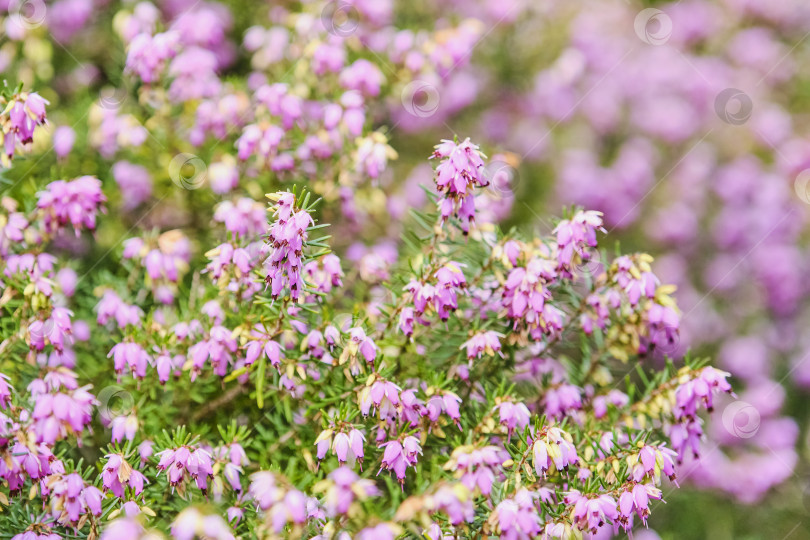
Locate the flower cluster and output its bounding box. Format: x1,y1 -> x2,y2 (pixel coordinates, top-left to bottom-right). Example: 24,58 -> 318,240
431,138 -> 488,231
0,91 -> 48,167
264,192 -> 314,302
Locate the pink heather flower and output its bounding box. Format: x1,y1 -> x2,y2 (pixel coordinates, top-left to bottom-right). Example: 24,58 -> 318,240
461,330 -> 502,360
491,489 -> 543,539
255,83 -> 302,129
532,427 -> 579,476
155,352 -> 175,384
6,442 -> 54,486
312,42 -> 346,76
102,454 -> 147,497
592,389 -> 629,418
208,157 -> 240,193
340,91 -> 365,133
227,442 -> 249,466
406,261 -> 467,324
99,517 -> 145,540
0,373 -> 11,409
82,485 -> 104,516
125,31 -> 179,84
316,428 -> 365,467
542,383 -> 582,419
354,132 -> 396,180
671,418 -> 708,462
127,234 -> 191,292
303,254 -> 344,295
157,446 -> 214,493
495,400 -> 531,439
236,123 -> 285,162
425,523 -> 452,540
205,242 -> 262,298
1,92 -> 49,167
36,176 -> 106,236
169,4 -> 233,53
213,197 -> 266,238
356,524 -> 399,540
552,210 -> 604,274
398,389 -> 424,426
0,210 -> 27,256
201,300 -> 224,324
30,381 -> 95,444
501,257 -> 562,339
429,483 -> 475,525
264,193 -> 314,302
111,413 -> 139,442
501,240 -> 522,266
46,0 -> 93,42
247,471 -> 307,532
431,138 -> 487,231
613,256 -> 658,306
244,331 -> 283,369
321,466 -> 379,517
96,290 -> 143,328
108,342 -> 151,380
324,325 -> 340,348
48,472 -> 103,525
339,59 -> 385,96
632,445 -> 677,484
187,325 -> 239,379
350,327 -> 377,363
618,483 -> 663,529
424,391 -> 462,426
168,47 -> 222,103
399,307 -> 416,336
644,303 -> 680,353
90,102 -> 149,157
56,267 -> 78,297
248,471 -> 279,510
112,161 -> 153,210
119,1 -> 160,42
171,507 -> 235,540
378,436 -> 421,484
28,308 -> 73,352
447,445 -> 505,497
567,491 -> 619,533
674,367 -> 733,419
227,506 -> 244,524
358,380 -> 400,419
53,125 -> 76,158
138,440 -> 154,463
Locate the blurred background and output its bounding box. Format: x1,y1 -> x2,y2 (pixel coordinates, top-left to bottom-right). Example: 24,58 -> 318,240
3,0 -> 810,537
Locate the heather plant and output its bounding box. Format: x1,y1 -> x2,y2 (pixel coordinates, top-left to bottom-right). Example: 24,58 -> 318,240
0,0 -> 800,538
0,92 -> 732,535
435,0 -> 810,509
